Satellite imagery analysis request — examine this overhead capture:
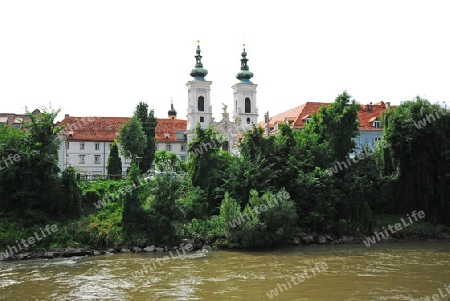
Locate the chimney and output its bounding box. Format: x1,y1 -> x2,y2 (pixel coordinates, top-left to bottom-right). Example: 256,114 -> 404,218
65,114 -> 69,118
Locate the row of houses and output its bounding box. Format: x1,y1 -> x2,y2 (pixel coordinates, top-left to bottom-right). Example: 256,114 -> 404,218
1,100 -> 388,176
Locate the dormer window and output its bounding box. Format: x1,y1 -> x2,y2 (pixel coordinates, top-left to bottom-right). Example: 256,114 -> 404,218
164,133 -> 170,139
303,115 -> 311,124
274,123 -> 279,131
369,117 -> 381,128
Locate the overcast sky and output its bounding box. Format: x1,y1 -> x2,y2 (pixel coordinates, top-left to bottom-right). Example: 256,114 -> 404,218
1,0 -> 449,122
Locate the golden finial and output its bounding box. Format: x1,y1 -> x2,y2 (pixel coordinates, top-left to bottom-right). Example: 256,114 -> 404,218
243,43 -> 246,48
197,40 -> 200,44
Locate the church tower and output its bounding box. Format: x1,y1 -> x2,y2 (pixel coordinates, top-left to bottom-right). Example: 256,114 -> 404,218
186,41 -> 213,131
232,45 -> 258,130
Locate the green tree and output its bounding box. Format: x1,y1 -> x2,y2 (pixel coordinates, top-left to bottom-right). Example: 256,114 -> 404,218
107,141 -> 122,176
133,102 -> 157,173
118,117 -> 147,161
188,124 -> 228,213
305,91 -> 360,163
154,149 -> 187,173
381,97 -> 450,224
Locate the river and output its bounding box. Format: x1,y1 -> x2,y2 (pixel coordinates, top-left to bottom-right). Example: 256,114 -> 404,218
1,241 -> 449,301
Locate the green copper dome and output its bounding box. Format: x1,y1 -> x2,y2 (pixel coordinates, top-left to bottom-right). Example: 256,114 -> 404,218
190,42 -> 208,81
236,44 -> 253,84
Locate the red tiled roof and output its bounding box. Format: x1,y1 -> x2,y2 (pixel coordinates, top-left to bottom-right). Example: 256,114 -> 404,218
58,116 -> 130,141
358,101 -> 387,130
155,118 -> 187,143
260,101 -> 387,133
57,116 -> 187,142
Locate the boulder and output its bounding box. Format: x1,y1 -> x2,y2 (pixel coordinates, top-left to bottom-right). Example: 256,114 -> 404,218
292,237 -> 301,245
301,235 -> 314,245
62,247 -> 86,257
315,235 -> 327,244
120,248 -> 130,253
131,247 -> 143,252
143,245 -> 156,252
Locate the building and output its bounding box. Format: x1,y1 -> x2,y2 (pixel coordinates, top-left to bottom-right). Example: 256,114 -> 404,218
155,103 -> 188,162
57,105 -> 188,175
57,116 -> 131,175
262,101 -> 389,151
0,109 -> 40,129
186,42 -> 258,155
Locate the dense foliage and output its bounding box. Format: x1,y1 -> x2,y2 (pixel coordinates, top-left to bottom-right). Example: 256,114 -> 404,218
1,94 -> 449,252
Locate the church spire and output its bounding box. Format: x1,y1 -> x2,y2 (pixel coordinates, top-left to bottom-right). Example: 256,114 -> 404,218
190,40 -> 208,81
236,44 -> 254,84
168,100 -> 177,119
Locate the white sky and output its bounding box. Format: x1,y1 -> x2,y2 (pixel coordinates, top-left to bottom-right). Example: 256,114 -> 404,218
1,0 -> 449,122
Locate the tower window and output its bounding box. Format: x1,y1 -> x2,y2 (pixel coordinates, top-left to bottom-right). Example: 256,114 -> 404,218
198,96 -> 205,111
246,117 -> 251,124
222,141 -> 229,152
245,97 -> 251,113
373,120 -> 380,128
200,116 -> 204,122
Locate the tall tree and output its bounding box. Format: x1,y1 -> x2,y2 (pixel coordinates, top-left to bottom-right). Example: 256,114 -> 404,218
107,141 -> 122,176
381,97 -> 450,223
118,117 -> 147,162
305,91 -> 360,163
133,102 -> 157,173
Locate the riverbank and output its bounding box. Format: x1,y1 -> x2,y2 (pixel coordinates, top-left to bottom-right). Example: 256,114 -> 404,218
2,233 -> 449,262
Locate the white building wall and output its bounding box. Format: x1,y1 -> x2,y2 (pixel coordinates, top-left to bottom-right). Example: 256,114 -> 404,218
58,139 -> 130,175
156,141 -> 188,162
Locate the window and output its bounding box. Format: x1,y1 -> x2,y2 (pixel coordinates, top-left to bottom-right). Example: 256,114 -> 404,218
373,120 -> 381,128
200,116 -> 204,122
80,142 -> 85,150
79,155 -> 85,164
222,141 -> 229,152
180,155 -> 186,162
245,97 -> 251,113
166,144 -> 172,151
247,117 -> 251,124
95,143 -> 100,150
304,117 -> 311,124
12,123 -> 22,129
198,96 -> 205,111
374,137 -> 381,143
94,155 -> 100,164
181,144 -> 186,151
109,143 -> 112,149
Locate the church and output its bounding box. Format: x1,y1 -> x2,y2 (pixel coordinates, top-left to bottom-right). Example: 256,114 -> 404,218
185,42 -> 259,155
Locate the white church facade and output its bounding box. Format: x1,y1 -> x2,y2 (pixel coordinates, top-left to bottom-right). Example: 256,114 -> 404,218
186,42 -> 258,155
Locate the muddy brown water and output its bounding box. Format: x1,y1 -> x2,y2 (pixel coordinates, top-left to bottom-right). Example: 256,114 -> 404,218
1,241 -> 449,301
